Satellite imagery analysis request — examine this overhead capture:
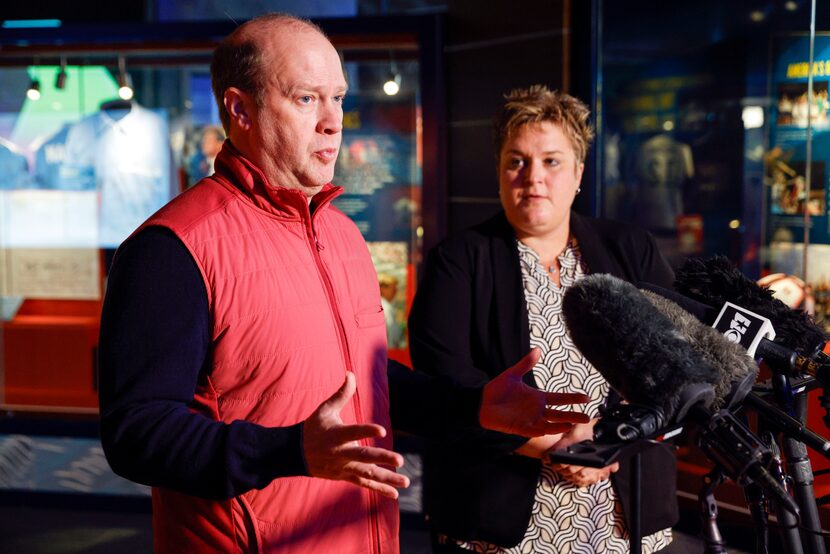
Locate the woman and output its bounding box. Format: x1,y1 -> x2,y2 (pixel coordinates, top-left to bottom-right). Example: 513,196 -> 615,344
409,86 -> 678,553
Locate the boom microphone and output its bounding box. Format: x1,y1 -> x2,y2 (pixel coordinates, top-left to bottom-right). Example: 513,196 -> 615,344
562,274 -> 800,516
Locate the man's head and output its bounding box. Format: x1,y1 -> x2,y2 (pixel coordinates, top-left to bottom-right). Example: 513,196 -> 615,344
378,273 -> 398,302
200,125 -> 225,160
211,14 -> 347,197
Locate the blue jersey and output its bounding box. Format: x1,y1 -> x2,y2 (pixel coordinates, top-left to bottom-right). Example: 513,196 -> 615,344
0,142 -> 30,189
34,123 -> 95,190
62,103 -> 173,247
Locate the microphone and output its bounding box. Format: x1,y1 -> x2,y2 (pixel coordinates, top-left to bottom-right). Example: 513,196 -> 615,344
562,274 -> 719,430
639,282 -> 803,377
675,256 -> 828,363
674,256 -> 830,428
639,283 -> 830,460
562,274 -> 800,516
638,288 -> 758,410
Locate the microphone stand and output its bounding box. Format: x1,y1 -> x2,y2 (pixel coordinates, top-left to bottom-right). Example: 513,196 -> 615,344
630,450 -> 642,554
782,393 -> 826,554
762,371 -> 826,554
548,437 -> 662,554
742,475 -> 770,554
765,431 -> 803,554
699,468 -> 728,554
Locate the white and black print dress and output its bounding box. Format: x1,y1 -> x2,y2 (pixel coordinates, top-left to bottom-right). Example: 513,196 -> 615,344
456,239 -> 672,554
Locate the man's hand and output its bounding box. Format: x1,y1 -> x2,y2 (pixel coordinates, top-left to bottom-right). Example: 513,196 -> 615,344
480,348 -> 591,437
303,372 -> 410,499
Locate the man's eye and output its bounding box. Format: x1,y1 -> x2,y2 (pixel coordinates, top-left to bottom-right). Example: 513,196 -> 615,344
545,158 -> 560,167
299,96 -> 313,104
333,95 -> 345,104
509,158 -> 525,169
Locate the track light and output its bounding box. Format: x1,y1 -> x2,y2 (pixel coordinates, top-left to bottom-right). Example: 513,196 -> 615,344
117,55 -> 134,100
383,51 -> 401,96
383,72 -> 401,96
55,57 -> 67,90
26,77 -> 41,101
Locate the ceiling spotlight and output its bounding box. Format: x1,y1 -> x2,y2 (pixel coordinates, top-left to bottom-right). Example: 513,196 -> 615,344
117,55 -> 134,101
26,77 -> 41,101
784,0 -> 799,11
383,72 -> 401,96
749,10 -> 765,22
55,57 -> 67,90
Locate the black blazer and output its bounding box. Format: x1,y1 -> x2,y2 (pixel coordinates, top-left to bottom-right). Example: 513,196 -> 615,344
408,211 -> 679,547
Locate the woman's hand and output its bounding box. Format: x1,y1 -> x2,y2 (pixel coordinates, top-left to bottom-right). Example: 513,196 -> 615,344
546,419 -> 619,488
548,462 -> 619,488
514,433 -> 565,459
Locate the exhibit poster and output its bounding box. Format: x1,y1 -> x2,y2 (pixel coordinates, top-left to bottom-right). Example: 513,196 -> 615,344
331,94 -> 422,352
0,190 -> 100,300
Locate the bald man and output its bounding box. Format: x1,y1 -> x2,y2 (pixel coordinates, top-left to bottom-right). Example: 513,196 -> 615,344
98,13 -> 588,553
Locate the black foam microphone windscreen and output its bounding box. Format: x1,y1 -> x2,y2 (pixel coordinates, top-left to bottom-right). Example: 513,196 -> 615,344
562,273 -> 719,422
639,288 -> 759,409
639,281 -> 807,376
563,274 -> 801,515
676,256 -> 827,356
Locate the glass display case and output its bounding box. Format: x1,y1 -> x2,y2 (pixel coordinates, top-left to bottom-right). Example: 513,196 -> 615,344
595,1 -> 830,312
0,15 -> 443,497
594,0 -> 830,528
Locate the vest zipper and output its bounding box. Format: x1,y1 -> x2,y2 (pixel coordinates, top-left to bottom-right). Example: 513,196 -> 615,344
304,204 -> 381,554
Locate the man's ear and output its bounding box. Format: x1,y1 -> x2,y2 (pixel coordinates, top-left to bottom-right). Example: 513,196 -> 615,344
224,87 -> 254,131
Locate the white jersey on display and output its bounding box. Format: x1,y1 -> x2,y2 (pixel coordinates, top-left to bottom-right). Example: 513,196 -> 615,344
62,102 -> 172,247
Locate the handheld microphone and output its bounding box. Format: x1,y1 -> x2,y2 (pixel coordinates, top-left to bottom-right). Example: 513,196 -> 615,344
562,274 -> 800,516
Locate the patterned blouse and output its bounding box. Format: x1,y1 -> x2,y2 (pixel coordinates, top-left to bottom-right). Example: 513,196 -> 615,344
455,238 -> 672,554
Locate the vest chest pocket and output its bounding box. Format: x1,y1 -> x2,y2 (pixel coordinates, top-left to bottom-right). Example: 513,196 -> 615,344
355,308 -> 385,328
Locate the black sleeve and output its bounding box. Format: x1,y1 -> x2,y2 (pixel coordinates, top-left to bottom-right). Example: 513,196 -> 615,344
407,239 -> 528,453
98,226 -> 307,500
387,359 -> 483,436
639,229 -> 675,288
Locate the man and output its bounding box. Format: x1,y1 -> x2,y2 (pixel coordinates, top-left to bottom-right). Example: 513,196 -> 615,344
200,124 -> 225,176
99,13 -> 588,553
378,273 -> 403,348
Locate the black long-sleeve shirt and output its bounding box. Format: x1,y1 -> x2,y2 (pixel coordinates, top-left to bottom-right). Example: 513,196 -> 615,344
98,226 -> 480,500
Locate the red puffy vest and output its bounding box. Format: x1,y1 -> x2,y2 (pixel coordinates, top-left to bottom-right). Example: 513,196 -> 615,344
142,144 -> 399,553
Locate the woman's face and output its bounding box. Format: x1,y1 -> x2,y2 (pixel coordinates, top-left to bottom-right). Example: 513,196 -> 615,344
498,121 -> 584,239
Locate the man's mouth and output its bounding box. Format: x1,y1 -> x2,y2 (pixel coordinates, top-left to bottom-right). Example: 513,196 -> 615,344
315,148 -> 339,162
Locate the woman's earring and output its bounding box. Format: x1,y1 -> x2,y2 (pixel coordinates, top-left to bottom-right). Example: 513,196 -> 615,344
576,187 -> 582,195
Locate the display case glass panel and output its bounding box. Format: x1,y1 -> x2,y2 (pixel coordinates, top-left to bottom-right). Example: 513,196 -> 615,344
0,41 -> 423,414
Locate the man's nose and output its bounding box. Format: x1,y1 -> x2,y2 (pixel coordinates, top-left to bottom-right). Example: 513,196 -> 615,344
318,100 -> 343,135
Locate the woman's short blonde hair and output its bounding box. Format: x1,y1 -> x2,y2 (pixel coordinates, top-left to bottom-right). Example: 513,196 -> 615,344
493,85 -> 594,163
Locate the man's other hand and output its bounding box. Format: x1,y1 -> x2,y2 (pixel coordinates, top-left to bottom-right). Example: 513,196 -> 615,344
480,348 -> 591,437
303,372 -> 410,499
